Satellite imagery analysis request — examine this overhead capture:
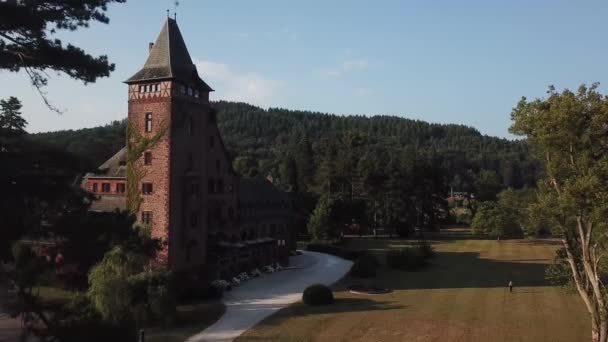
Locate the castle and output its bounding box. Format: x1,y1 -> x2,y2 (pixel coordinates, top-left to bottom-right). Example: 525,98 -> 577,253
82,18 -> 294,278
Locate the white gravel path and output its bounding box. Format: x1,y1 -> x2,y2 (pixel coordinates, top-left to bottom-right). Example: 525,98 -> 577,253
186,251 -> 353,342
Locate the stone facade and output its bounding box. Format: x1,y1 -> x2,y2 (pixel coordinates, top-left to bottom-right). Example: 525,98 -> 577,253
83,18 -> 293,277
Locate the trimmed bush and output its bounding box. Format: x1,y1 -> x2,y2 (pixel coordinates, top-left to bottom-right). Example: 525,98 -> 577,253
386,247 -> 427,270
302,284 -> 334,305
349,253 -> 378,278
418,240 -> 435,259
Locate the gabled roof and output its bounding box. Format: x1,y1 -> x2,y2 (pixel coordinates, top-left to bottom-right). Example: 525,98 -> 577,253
125,18 -> 213,91
95,147 -> 127,178
239,178 -> 289,205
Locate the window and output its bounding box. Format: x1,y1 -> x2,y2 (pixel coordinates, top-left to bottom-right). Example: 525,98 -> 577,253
116,183 -> 126,193
142,183 -> 153,194
209,136 -> 214,148
208,179 -> 215,193
141,211 -> 153,225
144,152 -> 152,166
101,183 -> 111,193
186,116 -> 193,136
139,85 -> 144,93
187,87 -> 193,96
190,183 -> 200,196
190,211 -> 199,228
92,183 -> 98,192
154,84 -> 159,92
180,85 -> 186,95
226,184 -> 233,193
187,153 -> 193,171
216,159 -> 220,172
194,90 -> 200,98
217,179 -> 224,193
145,113 -> 152,132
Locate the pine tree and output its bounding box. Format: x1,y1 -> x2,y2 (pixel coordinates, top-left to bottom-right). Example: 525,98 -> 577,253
307,195 -> 333,241
295,135 -> 314,192
0,1 -> 124,111
279,156 -> 298,192
0,96 -> 27,135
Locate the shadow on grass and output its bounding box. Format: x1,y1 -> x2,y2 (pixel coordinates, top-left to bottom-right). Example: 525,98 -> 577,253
246,298 -> 403,332
335,249 -> 553,291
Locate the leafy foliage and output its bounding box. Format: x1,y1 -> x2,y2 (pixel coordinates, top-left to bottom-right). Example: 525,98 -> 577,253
510,83 -> 608,341
88,247 -> 175,326
471,201 -> 522,238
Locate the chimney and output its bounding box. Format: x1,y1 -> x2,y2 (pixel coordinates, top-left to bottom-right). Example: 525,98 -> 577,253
148,42 -> 154,51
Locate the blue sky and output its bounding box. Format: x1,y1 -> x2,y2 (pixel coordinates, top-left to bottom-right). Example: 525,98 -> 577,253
2,0 -> 608,138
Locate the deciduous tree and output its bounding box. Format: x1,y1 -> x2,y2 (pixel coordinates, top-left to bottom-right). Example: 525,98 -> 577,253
511,83 -> 608,342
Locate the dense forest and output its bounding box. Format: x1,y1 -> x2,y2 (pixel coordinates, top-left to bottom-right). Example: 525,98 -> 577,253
32,101 -> 540,236
33,101 -> 539,189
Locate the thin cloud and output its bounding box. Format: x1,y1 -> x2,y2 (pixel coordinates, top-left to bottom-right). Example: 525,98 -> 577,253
321,58 -> 375,78
195,59 -> 283,106
355,88 -> 374,97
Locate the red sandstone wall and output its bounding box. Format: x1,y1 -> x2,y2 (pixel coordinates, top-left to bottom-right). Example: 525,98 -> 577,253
85,178 -> 126,195
128,92 -> 173,268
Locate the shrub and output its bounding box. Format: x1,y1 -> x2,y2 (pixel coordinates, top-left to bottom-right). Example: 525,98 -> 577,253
418,240 -> 435,259
302,284 -> 334,305
50,295 -> 137,342
386,247 -> 427,270
349,253 -> 378,278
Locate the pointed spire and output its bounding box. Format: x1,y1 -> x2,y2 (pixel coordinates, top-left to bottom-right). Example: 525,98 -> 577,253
125,18 -> 212,91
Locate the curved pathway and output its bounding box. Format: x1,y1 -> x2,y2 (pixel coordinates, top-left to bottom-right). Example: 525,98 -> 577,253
186,251 -> 353,342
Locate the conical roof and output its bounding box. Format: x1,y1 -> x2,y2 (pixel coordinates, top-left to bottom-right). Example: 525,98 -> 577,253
125,18 -> 212,91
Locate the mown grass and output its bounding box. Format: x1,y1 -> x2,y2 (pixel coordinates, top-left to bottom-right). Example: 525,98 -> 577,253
147,299 -> 225,342
237,228 -> 589,342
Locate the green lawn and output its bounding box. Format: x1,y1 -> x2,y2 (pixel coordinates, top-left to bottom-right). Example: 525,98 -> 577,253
237,228 -> 589,342
147,299 -> 225,342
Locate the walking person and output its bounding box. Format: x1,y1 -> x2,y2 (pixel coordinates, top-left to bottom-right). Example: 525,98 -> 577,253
508,280 -> 513,293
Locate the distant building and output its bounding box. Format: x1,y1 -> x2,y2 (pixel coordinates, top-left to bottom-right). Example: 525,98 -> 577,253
82,18 -> 293,276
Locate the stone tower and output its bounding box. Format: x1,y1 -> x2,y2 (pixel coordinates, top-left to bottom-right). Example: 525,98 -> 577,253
124,18 -> 239,270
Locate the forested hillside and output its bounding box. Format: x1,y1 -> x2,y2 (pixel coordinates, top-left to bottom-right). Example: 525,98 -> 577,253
32,101 -> 540,234
33,101 -> 539,191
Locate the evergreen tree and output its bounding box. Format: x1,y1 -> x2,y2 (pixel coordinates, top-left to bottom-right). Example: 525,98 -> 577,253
0,96 -> 27,135
295,135 -> 314,192
307,195 -> 333,241
0,0 -> 125,110
279,156 -> 298,192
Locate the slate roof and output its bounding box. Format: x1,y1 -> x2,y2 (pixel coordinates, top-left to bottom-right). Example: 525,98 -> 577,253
239,178 -> 289,205
125,18 -> 213,91
96,147 -> 127,178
